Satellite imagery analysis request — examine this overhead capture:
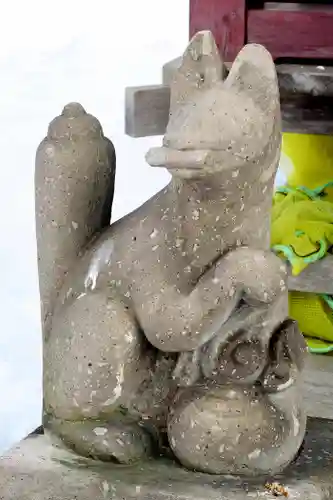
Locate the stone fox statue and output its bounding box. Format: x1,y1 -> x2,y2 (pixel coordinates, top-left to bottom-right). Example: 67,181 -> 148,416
35,32 -> 306,476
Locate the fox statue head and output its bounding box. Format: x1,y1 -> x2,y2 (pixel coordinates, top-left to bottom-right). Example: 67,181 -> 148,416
146,31 -> 281,184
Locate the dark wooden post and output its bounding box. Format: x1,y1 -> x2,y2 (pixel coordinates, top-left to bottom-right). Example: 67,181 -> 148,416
247,3 -> 333,60
189,0 -> 246,61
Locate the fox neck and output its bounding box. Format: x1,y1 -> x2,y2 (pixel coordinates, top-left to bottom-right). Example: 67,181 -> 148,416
169,167 -> 274,269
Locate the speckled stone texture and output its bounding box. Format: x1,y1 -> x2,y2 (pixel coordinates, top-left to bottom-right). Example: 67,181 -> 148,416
35,30 -> 306,477
0,418 -> 332,500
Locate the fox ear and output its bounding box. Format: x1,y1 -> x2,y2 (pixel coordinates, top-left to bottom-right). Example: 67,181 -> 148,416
169,30 -> 225,112
225,44 -> 279,113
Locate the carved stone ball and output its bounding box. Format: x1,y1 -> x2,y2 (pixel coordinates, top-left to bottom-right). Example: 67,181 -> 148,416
167,385 -> 289,475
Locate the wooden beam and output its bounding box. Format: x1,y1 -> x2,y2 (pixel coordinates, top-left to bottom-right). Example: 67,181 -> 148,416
247,4 -> 333,60
125,88 -> 333,137
125,63 -> 333,138
278,64 -> 333,99
288,256 -> 333,295
125,85 -> 170,138
189,0 -> 246,61
162,57 -> 181,86
164,61 -> 333,99
281,96 -> 333,135
303,354 -> 333,420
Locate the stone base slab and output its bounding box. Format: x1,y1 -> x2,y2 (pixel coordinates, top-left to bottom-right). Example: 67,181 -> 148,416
0,418 -> 332,499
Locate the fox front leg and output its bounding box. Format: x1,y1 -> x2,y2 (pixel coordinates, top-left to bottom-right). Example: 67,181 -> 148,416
171,248 -> 288,387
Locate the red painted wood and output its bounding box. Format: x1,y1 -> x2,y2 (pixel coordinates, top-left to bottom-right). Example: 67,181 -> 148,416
189,0 -> 246,62
247,7 -> 333,60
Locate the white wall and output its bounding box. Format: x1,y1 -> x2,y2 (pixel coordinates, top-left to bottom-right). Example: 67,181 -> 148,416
0,0 -> 189,452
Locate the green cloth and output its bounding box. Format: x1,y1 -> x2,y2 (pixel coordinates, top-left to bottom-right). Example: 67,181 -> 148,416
271,182 -> 333,353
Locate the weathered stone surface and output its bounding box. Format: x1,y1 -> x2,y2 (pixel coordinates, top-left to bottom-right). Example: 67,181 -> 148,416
0,418 -> 332,499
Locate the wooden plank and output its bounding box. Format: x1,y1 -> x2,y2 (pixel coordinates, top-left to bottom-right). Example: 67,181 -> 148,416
189,0 -> 246,61
164,61 -> 333,98
125,85 -> 170,138
278,64 -> 333,99
265,1 -> 333,11
278,64 -> 333,134
282,98 -> 333,135
247,5 -> 333,60
288,256 -> 333,294
163,57 -> 182,86
249,0 -> 333,4
303,354 -> 333,419
125,87 -> 333,137
125,63 -> 333,137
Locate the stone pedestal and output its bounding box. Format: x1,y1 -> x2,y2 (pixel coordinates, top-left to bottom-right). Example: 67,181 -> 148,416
0,418 -> 332,500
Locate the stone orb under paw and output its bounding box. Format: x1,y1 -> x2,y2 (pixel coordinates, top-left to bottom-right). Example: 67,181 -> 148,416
167,385 -> 293,476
